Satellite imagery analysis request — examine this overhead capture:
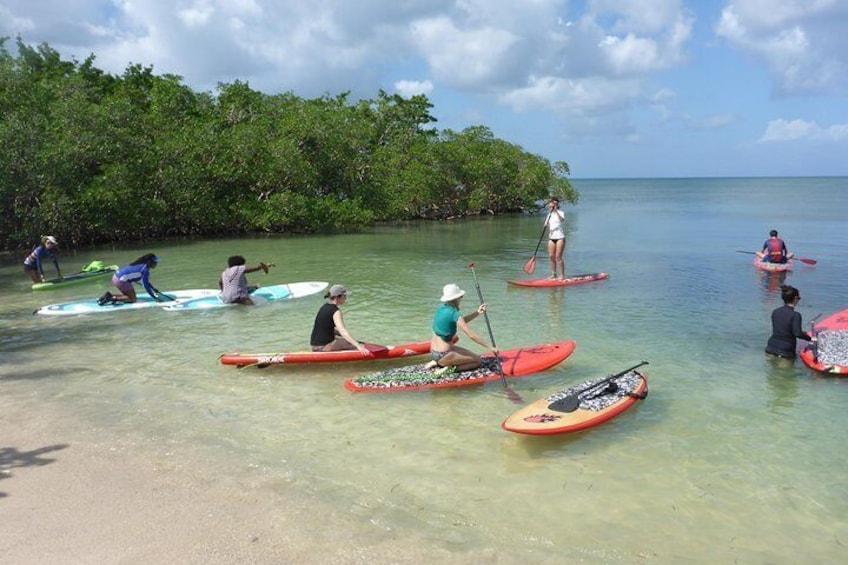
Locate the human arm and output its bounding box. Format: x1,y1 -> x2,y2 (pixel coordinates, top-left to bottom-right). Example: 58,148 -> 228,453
50,251 -> 61,278
140,268 -> 162,301
332,309 -> 372,356
244,262 -> 272,275
792,312 -> 812,341
456,311 -> 497,354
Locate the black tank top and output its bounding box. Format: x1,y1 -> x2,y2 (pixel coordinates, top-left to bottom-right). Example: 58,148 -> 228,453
310,303 -> 339,346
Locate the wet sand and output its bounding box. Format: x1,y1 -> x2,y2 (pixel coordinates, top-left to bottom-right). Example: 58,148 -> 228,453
1,399 -> 486,565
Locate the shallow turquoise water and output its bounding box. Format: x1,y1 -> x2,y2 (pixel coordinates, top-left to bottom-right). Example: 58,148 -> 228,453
2,177 -> 847,562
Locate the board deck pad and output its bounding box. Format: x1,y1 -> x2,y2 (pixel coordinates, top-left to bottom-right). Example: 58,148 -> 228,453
502,370 -> 648,435
344,341 -> 576,392
507,273 -> 609,288
800,308 -> 848,375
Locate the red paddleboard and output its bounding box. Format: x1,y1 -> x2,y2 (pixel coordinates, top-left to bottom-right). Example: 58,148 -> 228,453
220,341 -> 432,367
507,273 -> 609,288
502,369 -> 648,435
754,258 -> 793,272
344,340 -> 577,393
800,308 -> 848,375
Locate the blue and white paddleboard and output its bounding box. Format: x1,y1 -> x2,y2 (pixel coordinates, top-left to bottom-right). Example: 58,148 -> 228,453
34,289 -> 220,317
162,282 -> 328,311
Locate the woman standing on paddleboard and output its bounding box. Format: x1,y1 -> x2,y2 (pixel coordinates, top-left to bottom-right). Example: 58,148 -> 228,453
426,283 -> 498,374
310,285 -> 372,355
765,284 -> 812,359
546,198 -> 566,280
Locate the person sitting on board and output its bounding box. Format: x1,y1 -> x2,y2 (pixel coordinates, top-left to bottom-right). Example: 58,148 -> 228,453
23,235 -> 62,283
546,197 -> 566,280
309,284 -> 372,356
765,284 -> 812,359
424,283 -> 498,374
756,229 -> 794,264
98,253 -> 163,305
218,255 -> 272,305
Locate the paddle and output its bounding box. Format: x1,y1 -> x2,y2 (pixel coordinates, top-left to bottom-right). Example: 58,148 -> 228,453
548,361 -> 649,413
468,263 -> 522,404
150,285 -> 176,301
523,209 -> 552,274
735,250 -> 817,265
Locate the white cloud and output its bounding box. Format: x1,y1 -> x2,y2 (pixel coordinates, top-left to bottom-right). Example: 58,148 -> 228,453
394,79 -> 433,97
759,118 -> 848,142
0,0 -> 694,134
716,0 -> 848,95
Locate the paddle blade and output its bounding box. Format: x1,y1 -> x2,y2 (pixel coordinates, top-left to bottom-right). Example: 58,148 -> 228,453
523,256 -> 536,274
548,394 -> 580,413
799,257 -> 817,265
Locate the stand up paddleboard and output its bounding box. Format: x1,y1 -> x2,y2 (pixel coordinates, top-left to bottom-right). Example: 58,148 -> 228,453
220,341 -> 433,367
754,258 -> 793,272
163,282 -> 328,311
32,261 -> 118,291
507,273 -> 609,288
34,289 -> 220,317
801,308 -> 848,375
344,340 -> 576,393
502,363 -> 648,435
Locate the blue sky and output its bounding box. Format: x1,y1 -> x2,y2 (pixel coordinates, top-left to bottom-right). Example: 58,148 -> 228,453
2,0 -> 846,178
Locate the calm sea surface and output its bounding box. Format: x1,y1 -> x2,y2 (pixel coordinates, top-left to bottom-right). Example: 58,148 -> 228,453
2,177 -> 847,563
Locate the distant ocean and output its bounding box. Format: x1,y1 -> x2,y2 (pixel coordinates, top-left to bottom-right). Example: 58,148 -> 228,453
3,177 -> 847,563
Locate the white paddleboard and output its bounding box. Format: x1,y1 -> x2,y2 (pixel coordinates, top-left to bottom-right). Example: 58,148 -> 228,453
34,289 -> 219,317
162,282 -> 328,311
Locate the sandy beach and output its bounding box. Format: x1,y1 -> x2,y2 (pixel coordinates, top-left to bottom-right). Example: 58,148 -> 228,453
1,399 -> 483,565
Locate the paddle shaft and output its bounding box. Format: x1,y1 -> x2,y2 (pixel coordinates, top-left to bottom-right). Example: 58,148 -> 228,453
735,250 -> 816,265
468,263 -> 507,389
532,210 -> 553,256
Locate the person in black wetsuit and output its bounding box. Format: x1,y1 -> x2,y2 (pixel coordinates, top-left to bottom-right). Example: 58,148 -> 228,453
765,284 -> 812,359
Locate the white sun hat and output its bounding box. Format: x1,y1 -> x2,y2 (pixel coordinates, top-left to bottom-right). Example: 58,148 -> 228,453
440,283 -> 466,302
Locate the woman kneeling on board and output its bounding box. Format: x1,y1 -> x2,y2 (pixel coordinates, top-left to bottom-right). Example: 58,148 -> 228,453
765,284 -> 812,359
426,283 -> 498,374
310,285 -> 372,356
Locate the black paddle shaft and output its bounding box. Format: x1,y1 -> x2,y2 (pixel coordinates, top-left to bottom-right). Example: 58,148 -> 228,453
468,263 -> 507,387
548,361 -> 649,413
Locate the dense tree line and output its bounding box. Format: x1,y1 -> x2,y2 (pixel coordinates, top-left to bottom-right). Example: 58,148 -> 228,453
0,37 -> 577,251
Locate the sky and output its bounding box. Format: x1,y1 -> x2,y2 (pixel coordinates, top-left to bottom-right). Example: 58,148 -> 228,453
2,0 -> 847,178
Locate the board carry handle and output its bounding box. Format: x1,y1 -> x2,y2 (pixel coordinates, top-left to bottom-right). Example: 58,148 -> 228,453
548,361 -> 649,413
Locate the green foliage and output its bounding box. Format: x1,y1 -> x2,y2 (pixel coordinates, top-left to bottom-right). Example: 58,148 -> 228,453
0,37 -> 578,251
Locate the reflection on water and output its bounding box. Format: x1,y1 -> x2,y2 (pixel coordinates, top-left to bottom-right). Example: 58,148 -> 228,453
3,177 -> 848,562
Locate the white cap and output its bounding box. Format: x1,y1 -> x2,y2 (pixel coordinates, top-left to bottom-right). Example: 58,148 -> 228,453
45,235 -> 58,245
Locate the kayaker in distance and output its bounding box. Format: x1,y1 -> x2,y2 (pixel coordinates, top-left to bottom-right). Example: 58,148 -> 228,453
425,283 -> 498,374
310,285 -> 372,356
218,255 -> 273,305
765,284 -> 812,359
98,253 -> 164,305
757,229 -> 794,263
23,235 -> 61,283
546,197 -> 566,280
